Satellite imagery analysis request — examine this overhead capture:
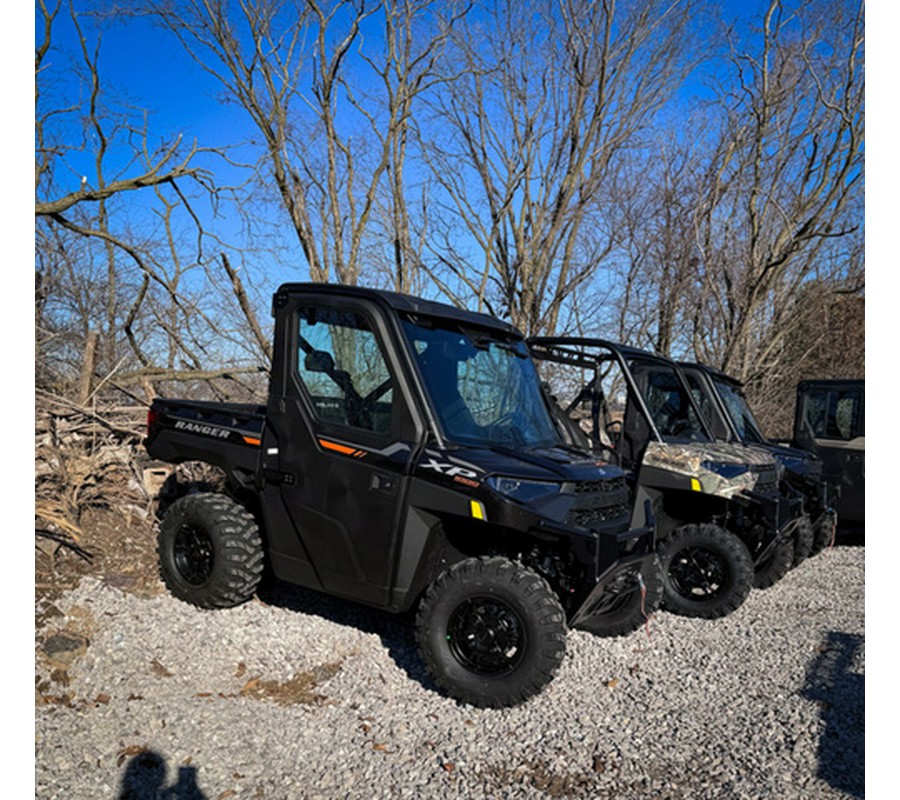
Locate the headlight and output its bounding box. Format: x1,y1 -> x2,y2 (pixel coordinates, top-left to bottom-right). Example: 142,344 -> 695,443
700,461 -> 749,479
485,476 -> 562,503
779,455 -> 805,475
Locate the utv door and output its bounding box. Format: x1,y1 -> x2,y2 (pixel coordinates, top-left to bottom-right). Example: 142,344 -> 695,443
792,380 -> 864,527
260,294 -> 425,606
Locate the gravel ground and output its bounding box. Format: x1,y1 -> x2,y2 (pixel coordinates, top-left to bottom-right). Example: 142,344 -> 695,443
35,544 -> 864,800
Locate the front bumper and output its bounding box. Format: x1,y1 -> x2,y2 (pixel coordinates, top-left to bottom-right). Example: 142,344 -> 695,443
568,500 -> 656,628
742,489 -> 804,565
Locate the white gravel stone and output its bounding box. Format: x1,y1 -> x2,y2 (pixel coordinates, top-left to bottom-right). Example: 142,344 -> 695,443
36,545 -> 864,799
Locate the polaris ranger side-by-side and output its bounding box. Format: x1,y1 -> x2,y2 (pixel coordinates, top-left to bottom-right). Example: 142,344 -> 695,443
145,284 -> 658,708
678,363 -> 837,557
529,338 -> 802,620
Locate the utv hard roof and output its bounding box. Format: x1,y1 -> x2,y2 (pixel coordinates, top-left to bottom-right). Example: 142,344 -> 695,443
275,282 -> 520,337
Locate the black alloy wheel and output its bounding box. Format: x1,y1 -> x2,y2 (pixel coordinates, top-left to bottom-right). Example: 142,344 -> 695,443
446,595 -> 526,676
658,524 -> 754,619
173,524 -> 215,585
668,545 -> 730,599
158,493 -> 264,609
416,556 -> 567,707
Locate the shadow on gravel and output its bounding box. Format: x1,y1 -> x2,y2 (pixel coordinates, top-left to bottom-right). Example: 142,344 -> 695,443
256,578 -> 440,697
802,631 -> 864,799
117,751 -> 208,799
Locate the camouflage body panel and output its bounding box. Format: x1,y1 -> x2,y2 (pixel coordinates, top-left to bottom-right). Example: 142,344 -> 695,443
642,440 -> 781,500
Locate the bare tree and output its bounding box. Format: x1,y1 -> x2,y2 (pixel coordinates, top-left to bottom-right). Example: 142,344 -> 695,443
606,132 -> 712,354
747,280 -> 864,438
351,0 -> 470,293
689,0 -> 864,384
35,3 -> 208,220
149,0 -> 466,289
420,0 -> 698,335
36,0 -> 266,403
605,0 -> 863,432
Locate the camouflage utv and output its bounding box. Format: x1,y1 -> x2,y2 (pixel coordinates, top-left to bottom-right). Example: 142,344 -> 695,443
678,362 -> 838,559
529,338 -> 803,620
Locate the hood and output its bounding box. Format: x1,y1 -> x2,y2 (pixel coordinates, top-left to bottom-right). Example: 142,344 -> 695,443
642,440 -> 780,499
413,444 -> 630,529
754,441 -> 822,480
422,444 -> 625,484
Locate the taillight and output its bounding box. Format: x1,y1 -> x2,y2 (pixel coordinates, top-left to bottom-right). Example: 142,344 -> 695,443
147,408 -> 159,435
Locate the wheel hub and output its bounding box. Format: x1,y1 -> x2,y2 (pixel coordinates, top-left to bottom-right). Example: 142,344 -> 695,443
173,524 -> 214,585
447,596 -> 525,676
669,546 -> 729,598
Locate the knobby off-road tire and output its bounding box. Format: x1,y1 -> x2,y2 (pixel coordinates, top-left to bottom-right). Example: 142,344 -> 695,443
158,493 -> 264,609
416,557 -> 567,708
752,537 -> 794,589
792,516 -> 815,567
575,556 -> 664,638
657,524 -> 754,619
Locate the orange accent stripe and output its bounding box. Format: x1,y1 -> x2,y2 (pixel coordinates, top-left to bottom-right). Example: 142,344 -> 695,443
319,439 -> 357,456
242,436 -> 261,446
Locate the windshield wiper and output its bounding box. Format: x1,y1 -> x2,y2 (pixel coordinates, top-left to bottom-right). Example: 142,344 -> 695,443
471,336 -> 526,357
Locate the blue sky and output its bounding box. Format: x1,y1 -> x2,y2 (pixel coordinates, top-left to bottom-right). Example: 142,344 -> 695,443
31,0 -> 876,327
43,2 -> 744,191
37,0 -> 789,300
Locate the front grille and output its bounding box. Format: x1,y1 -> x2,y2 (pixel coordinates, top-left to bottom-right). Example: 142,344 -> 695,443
566,477 -> 631,530
574,479 -> 623,495
567,503 -> 631,528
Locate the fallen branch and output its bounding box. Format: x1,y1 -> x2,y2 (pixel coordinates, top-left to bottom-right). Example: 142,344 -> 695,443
35,528 -> 94,562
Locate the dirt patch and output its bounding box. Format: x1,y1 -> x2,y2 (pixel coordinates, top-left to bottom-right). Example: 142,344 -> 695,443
238,661 -> 344,706
480,757 -> 613,798
36,506 -> 163,606
35,508 -> 164,706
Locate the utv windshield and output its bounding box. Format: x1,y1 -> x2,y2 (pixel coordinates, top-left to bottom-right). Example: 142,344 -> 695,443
711,377 -> 766,444
402,318 -> 562,448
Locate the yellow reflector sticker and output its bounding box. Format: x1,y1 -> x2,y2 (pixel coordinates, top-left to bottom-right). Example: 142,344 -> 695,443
470,500 -> 486,521
691,477 -> 702,492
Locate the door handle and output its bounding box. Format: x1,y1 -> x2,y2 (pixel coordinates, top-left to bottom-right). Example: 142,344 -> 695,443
369,472 -> 398,494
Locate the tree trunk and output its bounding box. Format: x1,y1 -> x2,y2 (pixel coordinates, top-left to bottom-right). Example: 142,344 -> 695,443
77,331 -> 99,405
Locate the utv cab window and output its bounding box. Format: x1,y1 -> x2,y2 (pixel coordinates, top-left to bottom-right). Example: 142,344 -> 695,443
804,388 -> 864,441
684,373 -> 730,440
295,306 -> 394,435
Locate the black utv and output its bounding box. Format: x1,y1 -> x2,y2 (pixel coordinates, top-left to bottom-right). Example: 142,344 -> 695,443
529,338 -> 803,620
678,363 -> 837,557
144,284 -> 658,708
